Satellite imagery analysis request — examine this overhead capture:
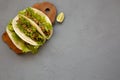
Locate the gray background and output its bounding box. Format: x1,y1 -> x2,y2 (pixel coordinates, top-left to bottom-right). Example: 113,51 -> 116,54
0,0 -> 120,80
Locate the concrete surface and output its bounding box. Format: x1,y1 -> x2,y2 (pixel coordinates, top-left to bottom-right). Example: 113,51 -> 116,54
0,0 -> 120,80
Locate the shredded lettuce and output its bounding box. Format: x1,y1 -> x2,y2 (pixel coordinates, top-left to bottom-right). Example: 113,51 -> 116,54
26,43 -> 39,53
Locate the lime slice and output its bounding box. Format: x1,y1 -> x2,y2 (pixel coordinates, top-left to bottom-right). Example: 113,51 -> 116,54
56,12 -> 65,23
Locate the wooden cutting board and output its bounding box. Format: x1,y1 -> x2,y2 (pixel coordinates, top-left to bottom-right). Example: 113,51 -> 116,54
2,2 -> 57,54
32,2 -> 57,24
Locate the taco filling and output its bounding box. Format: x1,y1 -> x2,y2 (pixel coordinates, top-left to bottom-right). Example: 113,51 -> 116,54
19,7 -> 53,39
16,15 -> 45,45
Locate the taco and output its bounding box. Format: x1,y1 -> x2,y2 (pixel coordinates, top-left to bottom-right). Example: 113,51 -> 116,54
2,7 -> 53,54
6,19 -> 45,54
12,14 -> 46,46
19,7 -> 53,39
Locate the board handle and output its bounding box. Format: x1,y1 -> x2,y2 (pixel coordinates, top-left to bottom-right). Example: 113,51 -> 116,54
33,2 -> 57,24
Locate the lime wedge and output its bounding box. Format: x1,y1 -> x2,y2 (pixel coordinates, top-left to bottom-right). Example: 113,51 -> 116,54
56,12 -> 64,23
